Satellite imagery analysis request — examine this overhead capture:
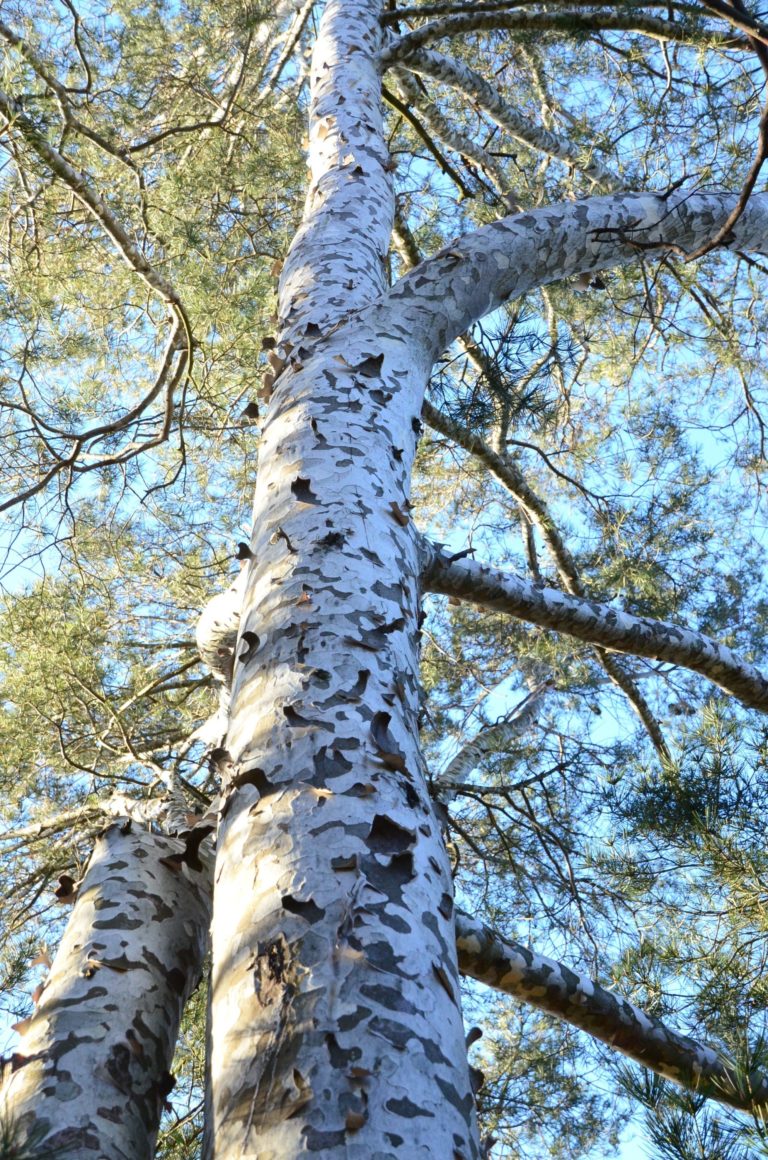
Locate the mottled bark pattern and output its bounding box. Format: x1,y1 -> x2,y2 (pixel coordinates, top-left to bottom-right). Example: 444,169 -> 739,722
425,548 -> 768,712
380,191 -> 768,362
1,822 -> 211,1159
210,2 -> 479,1157
455,911 -> 768,1112
389,47 -> 622,189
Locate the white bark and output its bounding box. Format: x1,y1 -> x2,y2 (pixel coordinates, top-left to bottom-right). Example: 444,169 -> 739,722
210,2 -> 479,1156
436,683 -> 551,800
455,911 -> 768,1112
389,47 -> 622,190
0,822 -> 211,1159
375,190 -> 768,364
424,548 -> 768,712
382,10 -> 742,58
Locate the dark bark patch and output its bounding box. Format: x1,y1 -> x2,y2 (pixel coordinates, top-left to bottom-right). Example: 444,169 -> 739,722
370,711 -> 407,771
317,530 -> 346,548
282,894 -> 326,923
331,854 -> 359,871
353,352 -> 384,377
291,476 -> 320,504
303,1127 -> 347,1150
371,580 -> 402,602
385,1094 -> 434,1118
253,936 -> 291,1008
365,938 -> 405,974
433,961 -> 457,1005
436,1075 -> 477,1117
325,1031 -> 361,1068
313,746 -> 354,782
165,967 -> 186,995
363,851 -> 414,900
238,630 -> 261,665
367,814 -> 414,855
347,781 -> 377,797
338,1006 -> 373,1032
284,703 -> 324,727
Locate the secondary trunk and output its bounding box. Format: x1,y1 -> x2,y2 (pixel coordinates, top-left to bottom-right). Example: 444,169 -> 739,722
208,2 -> 479,1156
0,821 -> 211,1159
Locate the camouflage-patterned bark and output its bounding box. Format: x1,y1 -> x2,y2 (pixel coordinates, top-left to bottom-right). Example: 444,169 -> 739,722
456,911 -> 768,1112
208,2 -> 479,1156
424,547 -> 768,712
0,821 -> 211,1159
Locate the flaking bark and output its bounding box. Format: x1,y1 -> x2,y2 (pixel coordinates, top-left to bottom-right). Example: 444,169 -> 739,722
0,821 -> 211,1160
209,2 -> 479,1155
424,547 -> 768,712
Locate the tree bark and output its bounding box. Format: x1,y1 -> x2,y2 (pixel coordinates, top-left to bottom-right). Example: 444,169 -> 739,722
209,2 -> 479,1156
455,910 -> 768,1113
424,547 -> 768,711
0,821 -> 211,1159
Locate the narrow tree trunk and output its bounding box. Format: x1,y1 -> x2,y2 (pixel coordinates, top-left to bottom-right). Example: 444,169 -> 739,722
209,2 -> 479,1155
0,821 -> 211,1159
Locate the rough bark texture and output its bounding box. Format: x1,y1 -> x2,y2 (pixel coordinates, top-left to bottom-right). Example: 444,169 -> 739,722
209,2 -> 479,1156
0,821 -> 211,1159
424,548 -> 768,711
455,911 -> 768,1112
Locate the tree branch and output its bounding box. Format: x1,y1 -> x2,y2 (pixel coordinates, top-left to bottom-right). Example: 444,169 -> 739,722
455,909 -> 768,1112
396,206 -> 669,757
392,47 -> 623,189
380,191 -> 768,363
423,546 -> 768,712
381,9 -> 747,61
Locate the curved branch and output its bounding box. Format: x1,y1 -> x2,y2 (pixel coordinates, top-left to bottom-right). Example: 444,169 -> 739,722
423,546 -> 768,712
381,9 -> 747,61
455,909 -> 768,1112
380,191 -> 768,363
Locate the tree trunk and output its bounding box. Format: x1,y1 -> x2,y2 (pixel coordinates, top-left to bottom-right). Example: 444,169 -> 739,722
208,2 -> 479,1156
0,821 -> 211,1159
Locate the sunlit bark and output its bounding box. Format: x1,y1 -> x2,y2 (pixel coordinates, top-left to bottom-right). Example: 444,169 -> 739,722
209,2 -> 479,1155
0,822 -> 211,1160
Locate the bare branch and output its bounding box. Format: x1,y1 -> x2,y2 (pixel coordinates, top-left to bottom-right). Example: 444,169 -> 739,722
392,47 -> 623,189
381,9 -> 747,62
455,909 -> 768,1113
382,191 -> 768,363
423,546 -> 768,712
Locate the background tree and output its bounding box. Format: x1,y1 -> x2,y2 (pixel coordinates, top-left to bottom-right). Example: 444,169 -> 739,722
2,0 -> 768,1156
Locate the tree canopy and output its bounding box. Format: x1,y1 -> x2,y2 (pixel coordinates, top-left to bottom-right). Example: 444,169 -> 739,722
3,1 -> 768,1157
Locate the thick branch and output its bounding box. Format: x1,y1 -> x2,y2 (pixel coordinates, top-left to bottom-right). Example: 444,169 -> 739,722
378,191 -> 768,363
423,547 -> 768,712
455,910 -> 768,1112
382,9 -> 746,60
